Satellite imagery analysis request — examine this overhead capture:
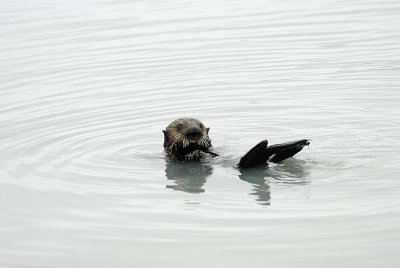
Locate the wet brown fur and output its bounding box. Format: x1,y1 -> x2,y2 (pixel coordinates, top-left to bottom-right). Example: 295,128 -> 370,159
163,118 -> 211,158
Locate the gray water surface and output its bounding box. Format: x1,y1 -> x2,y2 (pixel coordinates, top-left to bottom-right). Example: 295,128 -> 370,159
1,0 -> 400,267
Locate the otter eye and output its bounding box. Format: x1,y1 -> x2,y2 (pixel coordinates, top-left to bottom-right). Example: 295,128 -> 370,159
199,123 -> 204,129
176,123 -> 183,131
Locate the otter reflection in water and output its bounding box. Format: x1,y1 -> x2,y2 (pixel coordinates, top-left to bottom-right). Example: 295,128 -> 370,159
165,159 -> 213,193
165,157 -> 310,205
238,159 -> 310,206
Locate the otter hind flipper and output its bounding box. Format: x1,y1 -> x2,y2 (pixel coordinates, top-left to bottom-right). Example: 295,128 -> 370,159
237,140 -> 271,168
237,139 -> 310,168
268,139 -> 310,163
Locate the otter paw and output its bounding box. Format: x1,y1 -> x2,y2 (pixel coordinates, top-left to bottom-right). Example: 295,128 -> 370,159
184,152 -> 194,160
184,150 -> 201,160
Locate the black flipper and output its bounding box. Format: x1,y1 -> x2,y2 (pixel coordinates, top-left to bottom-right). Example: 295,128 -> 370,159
237,139 -> 310,168
268,139 -> 310,163
237,140 -> 270,168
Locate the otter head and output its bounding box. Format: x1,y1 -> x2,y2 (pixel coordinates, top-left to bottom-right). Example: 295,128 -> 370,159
163,118 -> 212,159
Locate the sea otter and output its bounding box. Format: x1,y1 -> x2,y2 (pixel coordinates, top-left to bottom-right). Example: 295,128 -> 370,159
163,118 -> 310,168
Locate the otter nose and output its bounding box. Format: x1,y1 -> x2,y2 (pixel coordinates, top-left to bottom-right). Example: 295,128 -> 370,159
186,127 -> 202,137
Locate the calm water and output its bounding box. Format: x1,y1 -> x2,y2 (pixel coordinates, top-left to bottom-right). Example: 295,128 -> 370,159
1,0 -> 400,267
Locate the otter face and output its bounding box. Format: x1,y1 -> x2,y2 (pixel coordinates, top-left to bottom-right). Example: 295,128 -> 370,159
163,118 -> 211,159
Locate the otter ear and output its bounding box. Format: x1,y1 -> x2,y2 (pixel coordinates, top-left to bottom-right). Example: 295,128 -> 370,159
206,127 -> 210,133
162,130 -> 168,147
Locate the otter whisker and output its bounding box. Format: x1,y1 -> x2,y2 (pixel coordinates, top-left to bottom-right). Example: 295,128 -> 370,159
182,137 -> 189,148
199,136 -> 210,148
170,134 -> 184,152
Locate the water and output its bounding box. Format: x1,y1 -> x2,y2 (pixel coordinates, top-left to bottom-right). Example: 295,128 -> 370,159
1,0 -> 400,267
